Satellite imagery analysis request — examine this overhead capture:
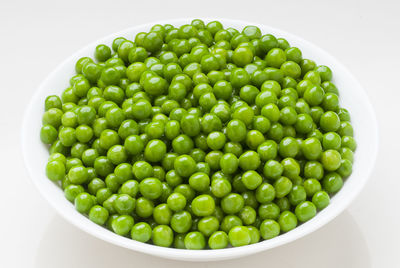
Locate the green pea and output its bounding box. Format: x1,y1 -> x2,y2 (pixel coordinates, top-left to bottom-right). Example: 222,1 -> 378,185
64,184 -> 84,202
239,150 -> 261,171
139,178 -> 163,200
131,222 -> 152,243
208,231 -> 229,249
167,192 -> 187,212
151,225 -> 173,247
89,205 -> 109,225
312,191 -> 330,209
260,219 -> 280,239
189,172 -> 210,192
144,139 -> 166,163
184,231 -> 206,249
322,172 -> 343,193
302,137 -> 323,160
278,211 -> 298,232
74,192 -> 95,214
263,160 -> 283,180
321,149 -> 342,171
228,226 -> 251,247
113,194 -> 136,214
135,197 -> 154,218
198,216 -> 220,237
295,201 -> 317,222
192,194 -> 215,216
174,155 -> 197,177
46,160 -> 65,181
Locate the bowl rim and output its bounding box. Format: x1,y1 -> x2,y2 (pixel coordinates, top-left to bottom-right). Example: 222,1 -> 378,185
21,17 -> 379,261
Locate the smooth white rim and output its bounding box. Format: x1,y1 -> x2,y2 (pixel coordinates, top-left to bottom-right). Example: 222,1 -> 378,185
21,18 -> 379,261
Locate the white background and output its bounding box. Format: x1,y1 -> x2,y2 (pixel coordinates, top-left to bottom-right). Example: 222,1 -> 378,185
1,0 -> 399,267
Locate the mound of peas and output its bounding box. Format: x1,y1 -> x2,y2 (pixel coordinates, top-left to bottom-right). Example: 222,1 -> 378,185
40,19 -> 356,250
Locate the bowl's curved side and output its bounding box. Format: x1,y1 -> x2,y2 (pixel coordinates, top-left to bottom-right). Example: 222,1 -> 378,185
21,18 -> 379,261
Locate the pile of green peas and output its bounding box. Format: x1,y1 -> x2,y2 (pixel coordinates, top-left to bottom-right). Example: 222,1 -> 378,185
40,19 -> 356,250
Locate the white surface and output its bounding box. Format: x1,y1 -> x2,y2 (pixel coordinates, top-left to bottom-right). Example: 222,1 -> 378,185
21,18 -> 378,261
1,0 -> 399,266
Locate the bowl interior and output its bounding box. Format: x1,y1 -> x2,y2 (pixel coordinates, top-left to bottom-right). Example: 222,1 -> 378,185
21,18 -> 378,261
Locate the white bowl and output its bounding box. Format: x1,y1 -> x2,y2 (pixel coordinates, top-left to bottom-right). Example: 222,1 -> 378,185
21,18 -> 378,261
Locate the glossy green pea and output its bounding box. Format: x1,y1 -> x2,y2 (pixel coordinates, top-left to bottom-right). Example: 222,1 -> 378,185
205,151 -> 223,171
113,194 -> 135,215
172,233 -> 186,249
278,211 -> 297,232
64,184 -> 85,202
239,150 -> 261,171
274,176 -> 293,198
87,178 -> 105,195
263,160 -> 283,180
241,171 -> 262,190
322,172 -> 343,193
337,107 -> 350,121
321,149 -> 342,171
198,216 -> 220,237
288,185 -> 307,206
265,48 -> 286,68
302,137 -> 322,160
184,231 -> 206,250
139,178 -> 163,200
322,132 -> 341,150
260,219 -> 280,239
153,203 -> 172,225
144,139 -> 166,163
279,137 -> 299,158
223,141 -> 242,157
255,183 -> 276,203
342,136 -> 357,151
167,192 -> 187,212
338,121 -> 354,137
221,193 -> 244,214
256,140 -> 277,162
135,197 -> 154,218
228,226 -> 251,247
191,194 -> 215,216
95,188 -> 112,205
312,191 -> 330,209
304,161 -> 324,180
196,162 -> 211,175
189,172 -> 210,192
295,201 -> 317,222
260,104 -> 279,124
320,111 -> 341,132
74,192 -> 95,214
245,130 -> 265,150
46,160 -> 65,182
211,177 -> 232,198
252,116 -> 271,134
337,159 -> 353,177
152,225 -> 173,247
302,178 -> 321,197
208,231 -> 229,249
131,222 -> 152,243
174,155 -> 197,177
68,165 -> 88,185
119,180 -> 139,198
258,203 -> 280,220
165,170 -> 183,187
190,148 -> 205,163
219,153 -> 239,175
